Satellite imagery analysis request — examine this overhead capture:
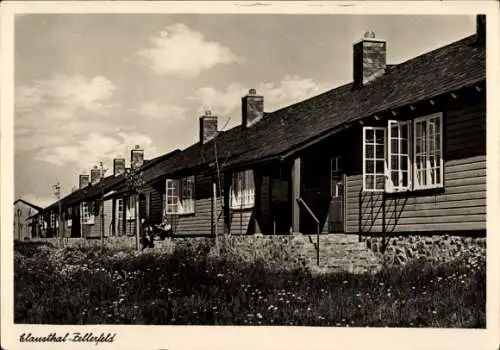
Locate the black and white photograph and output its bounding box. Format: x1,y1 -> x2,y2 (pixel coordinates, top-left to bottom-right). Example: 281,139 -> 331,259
2,2 -> 499,350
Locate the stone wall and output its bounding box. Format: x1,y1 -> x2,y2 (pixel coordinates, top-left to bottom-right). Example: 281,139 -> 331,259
361,234 -> 486,265
30,233 -> 486,273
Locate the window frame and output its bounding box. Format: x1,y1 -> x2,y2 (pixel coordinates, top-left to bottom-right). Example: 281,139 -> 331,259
231,169 -> 255,210
361,112 -> 444,193
80,202 -> 95,225
330,156 -> 344,198
386,119 -> 412,193
362,126 -> 387,192
413,112 -> 444,190
164,175 -> 196,215
126,196 -> 137,221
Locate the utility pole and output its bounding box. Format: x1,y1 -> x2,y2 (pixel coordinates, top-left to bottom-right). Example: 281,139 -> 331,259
99,161 -> 108,249
53,182 -> 62,246
125,167 -> 145,250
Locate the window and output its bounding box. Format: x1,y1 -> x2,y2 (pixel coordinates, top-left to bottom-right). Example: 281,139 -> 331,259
231,170 -> 255,209
413,113 -> 443,189
126,196 -> 136,220
81,202 -> 95,225
387,120 -> 411,192
362,112 -> 443,192
362,127 -> 386,192
331,156 -> 344,198
117,199 -> 124,221
50,213 -> 56,228
67,219 -> 72,228
164,176 -> 195,214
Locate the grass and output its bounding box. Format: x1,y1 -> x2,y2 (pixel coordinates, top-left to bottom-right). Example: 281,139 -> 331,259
14,240 -> 485,327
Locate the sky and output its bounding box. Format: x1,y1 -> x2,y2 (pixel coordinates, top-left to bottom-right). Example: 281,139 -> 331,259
14,14 -> 476,208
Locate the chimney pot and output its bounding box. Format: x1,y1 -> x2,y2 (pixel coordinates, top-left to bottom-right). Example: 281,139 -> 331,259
353,32 -> 387,89
199,112 -> 218,144
79,174 -> 90,189
90,165 -> 102,184
131,145 -> 144,170
242,89 -> 264,127
476,14 -> 486,45
113,157 -> 126,177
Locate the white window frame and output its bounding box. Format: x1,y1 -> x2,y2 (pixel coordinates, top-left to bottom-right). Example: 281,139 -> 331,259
362,112 -> 443,193
330,156 -> 343,198
362,126 -> 387,192
126,196 -> 136,221
386,120 -> 412,192
164,176 -> 196,215
80,202 -> 95,225
231,170 -> 255,209
413,112 -> 443,190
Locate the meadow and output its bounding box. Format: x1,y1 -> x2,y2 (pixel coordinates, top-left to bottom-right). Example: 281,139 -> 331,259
14,240 -> 485,327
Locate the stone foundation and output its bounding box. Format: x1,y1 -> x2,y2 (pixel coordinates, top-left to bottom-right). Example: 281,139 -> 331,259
361,234 -> 486,265
30,232 -> 486,272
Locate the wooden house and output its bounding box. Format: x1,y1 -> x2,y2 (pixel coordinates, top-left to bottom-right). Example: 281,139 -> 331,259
136,17 -> 486,239
37,16 -> 486,243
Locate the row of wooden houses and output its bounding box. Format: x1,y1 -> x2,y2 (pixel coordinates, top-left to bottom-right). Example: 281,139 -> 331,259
29,16 -> 487,243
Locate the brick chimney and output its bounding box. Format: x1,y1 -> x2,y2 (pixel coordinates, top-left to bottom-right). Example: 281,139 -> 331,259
90,165 -> 102,184
79,174 -> 90,189
476,14 -> 486,45
113,157 -> 126,176
199,110 -> 218,144
353,31 -> 387,89
242,89 -> 264,127
130,145 -> 144,170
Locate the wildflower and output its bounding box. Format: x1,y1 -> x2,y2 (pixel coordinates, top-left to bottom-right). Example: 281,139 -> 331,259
307,307 -> 312,311
247,313 -> 254,318
432,310 -> 437,314
212,306 -> 217,310
217,273 -> 224,278
379,282 -> 384,286
343,280 -> 348,284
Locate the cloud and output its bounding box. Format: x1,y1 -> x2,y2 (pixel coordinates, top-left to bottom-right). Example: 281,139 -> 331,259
190,75 -> 333,126
15,74 -> 120,158
35,132 -> 158,172
134,102 -> 188,122
136,23 -> 239,78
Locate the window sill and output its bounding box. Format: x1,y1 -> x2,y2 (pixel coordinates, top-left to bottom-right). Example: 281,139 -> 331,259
230,205 -> 255,212
362,186 -> 444,196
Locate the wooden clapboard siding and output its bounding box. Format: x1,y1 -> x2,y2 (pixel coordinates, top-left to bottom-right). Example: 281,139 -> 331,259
149,188 -> 164,225
230,210 -> 254,235
103,200 -> 113,237
345,98 -> 486,233
174,172 -> 219,236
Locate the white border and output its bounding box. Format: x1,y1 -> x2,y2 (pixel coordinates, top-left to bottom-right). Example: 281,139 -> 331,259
2,2 -> 499,350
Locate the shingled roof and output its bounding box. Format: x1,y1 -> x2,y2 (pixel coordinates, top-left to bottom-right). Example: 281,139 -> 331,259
140,33 -> 485,185
42,149 -> 182,212
225,33 -> 485,167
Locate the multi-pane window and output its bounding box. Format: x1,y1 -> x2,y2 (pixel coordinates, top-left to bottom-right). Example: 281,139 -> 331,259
330,156 -> 344,198
231,170 -> 255,209
80,202 -> 95,224
164,176 -> 195,214
362,127 -> 386,192
50,213 -> 56,228
414,114 -> 443,189
126,196 -> 136,220
387,120 -> 411,191
362,112 -> 443,192
117,198 -> 124,221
